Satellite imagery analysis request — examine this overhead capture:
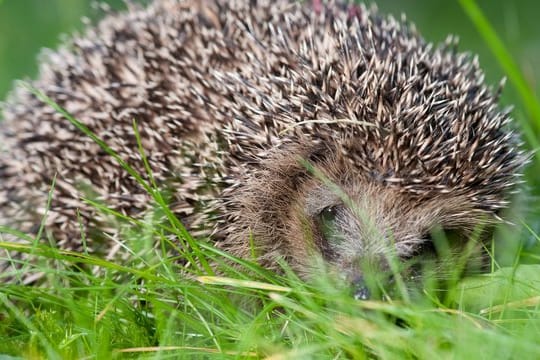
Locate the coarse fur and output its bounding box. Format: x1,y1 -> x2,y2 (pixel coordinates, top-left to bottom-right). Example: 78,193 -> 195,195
0,0 -> 528,287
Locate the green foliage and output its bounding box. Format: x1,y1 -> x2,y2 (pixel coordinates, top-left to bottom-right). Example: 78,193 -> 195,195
459,0 -> 540,148
1,235 -> 540,358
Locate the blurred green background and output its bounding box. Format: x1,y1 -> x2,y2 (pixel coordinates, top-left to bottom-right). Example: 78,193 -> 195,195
0,0 -> 539,261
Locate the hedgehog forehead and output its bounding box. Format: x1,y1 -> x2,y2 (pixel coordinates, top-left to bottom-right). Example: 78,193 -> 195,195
297,176 -> 486,249
298,179 -> 435,255
280,118 -> 520,215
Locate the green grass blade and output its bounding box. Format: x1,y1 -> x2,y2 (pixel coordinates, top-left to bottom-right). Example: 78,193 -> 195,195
458,0 -> 540,148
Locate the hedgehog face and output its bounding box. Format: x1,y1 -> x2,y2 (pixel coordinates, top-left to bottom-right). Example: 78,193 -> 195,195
293,179 -> 484,298
223,140 -> 494,298
275,149 -> 491,299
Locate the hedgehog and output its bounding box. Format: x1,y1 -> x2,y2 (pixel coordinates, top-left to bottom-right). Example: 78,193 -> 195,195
0,0 -> 527,296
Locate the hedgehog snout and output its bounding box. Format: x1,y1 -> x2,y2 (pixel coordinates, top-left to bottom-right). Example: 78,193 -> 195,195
350,275 -> 371,301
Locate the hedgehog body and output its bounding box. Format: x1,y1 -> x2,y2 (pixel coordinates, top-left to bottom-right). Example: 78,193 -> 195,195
0,0 -> 527,286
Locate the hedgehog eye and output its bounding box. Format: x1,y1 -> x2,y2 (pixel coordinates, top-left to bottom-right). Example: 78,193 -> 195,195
316,205 -> 345,245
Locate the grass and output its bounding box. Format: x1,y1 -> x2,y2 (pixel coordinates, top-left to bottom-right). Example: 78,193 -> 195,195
459,0 -> 540,148
1,0 -> 540,359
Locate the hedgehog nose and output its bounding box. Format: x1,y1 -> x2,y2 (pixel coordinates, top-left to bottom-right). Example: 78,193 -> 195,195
351,276 -> 371,300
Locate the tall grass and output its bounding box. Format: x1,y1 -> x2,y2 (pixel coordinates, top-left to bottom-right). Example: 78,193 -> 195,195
1,0 -> 540,358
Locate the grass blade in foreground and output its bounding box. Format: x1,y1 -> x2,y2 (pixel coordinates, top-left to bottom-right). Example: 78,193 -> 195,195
459,0 -> 540,148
